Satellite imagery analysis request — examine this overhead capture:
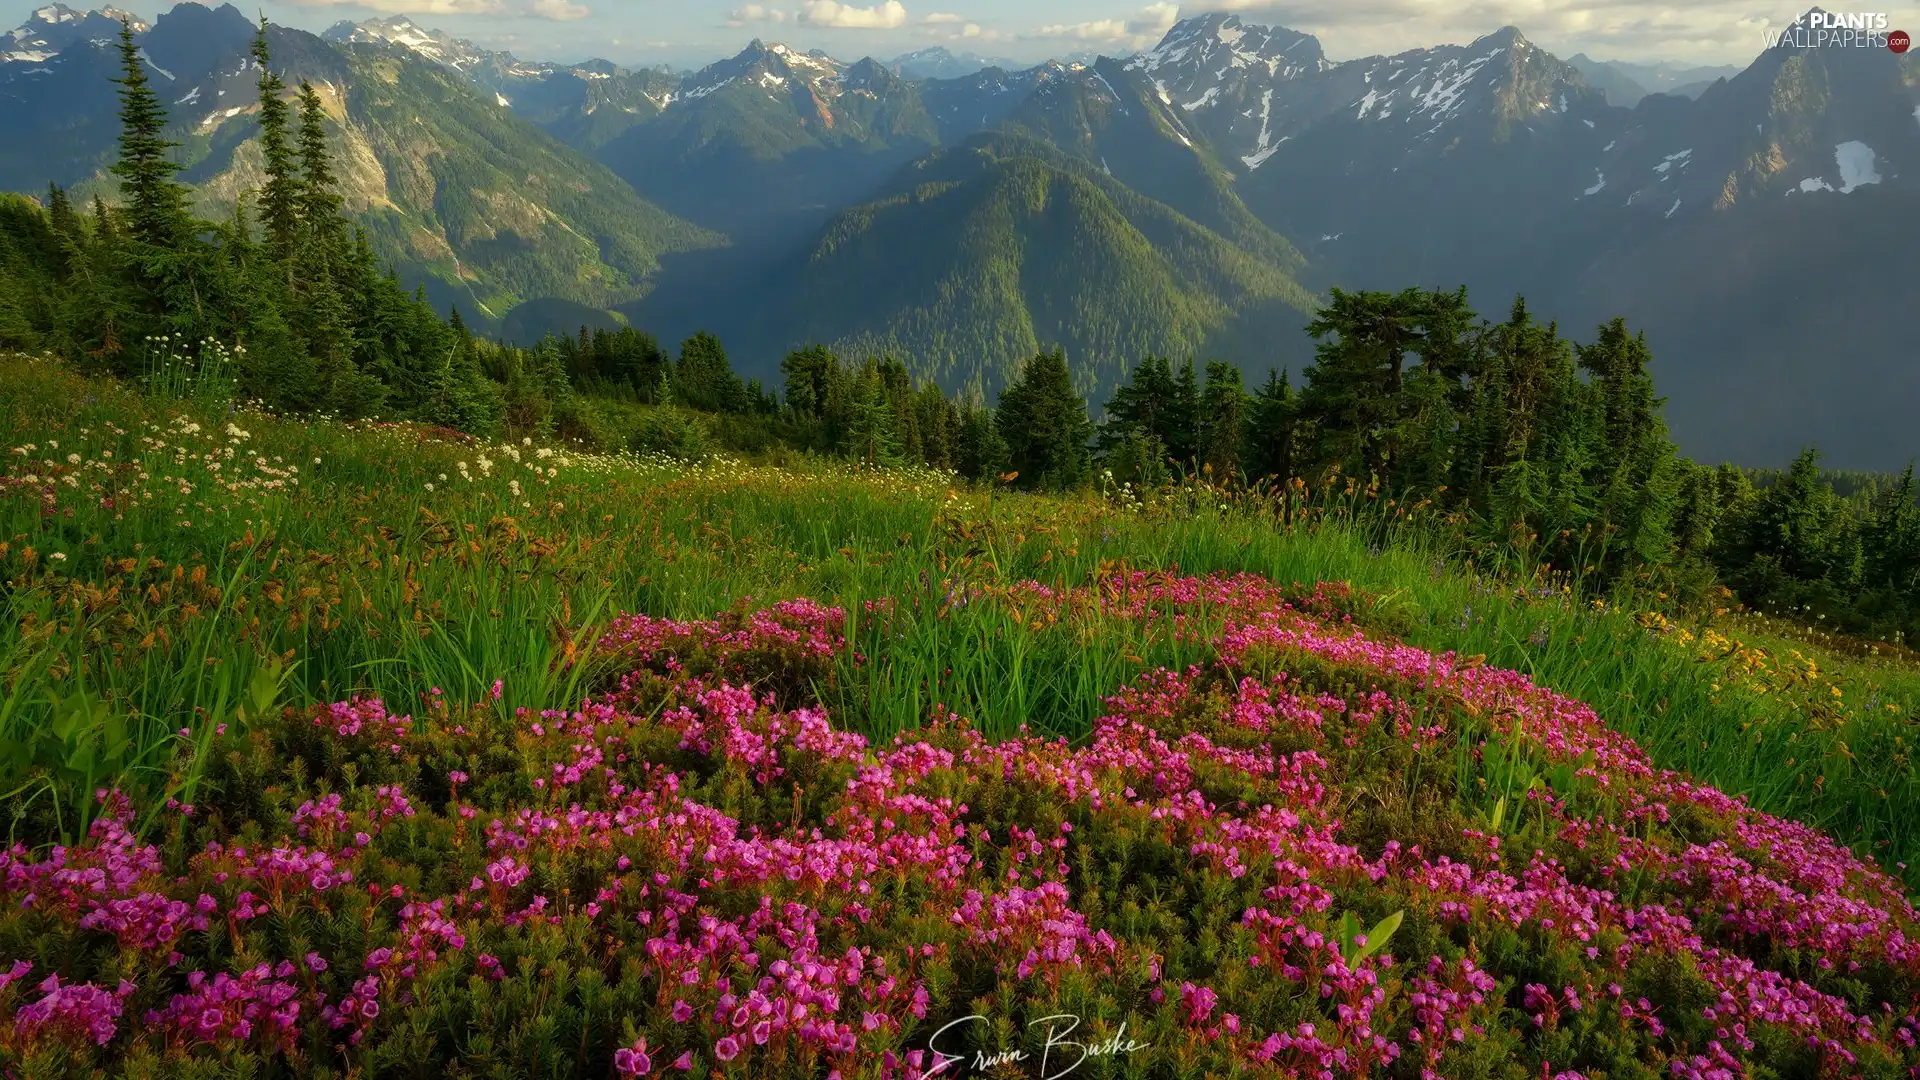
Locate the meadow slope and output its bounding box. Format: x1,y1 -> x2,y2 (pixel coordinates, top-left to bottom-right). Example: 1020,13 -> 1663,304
3,354 -> 1920,1078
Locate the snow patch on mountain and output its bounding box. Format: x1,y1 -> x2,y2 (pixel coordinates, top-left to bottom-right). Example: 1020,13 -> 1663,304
1833,141 -> 1880,192
4,4 -> 147,64
1653,148 -> 1691,175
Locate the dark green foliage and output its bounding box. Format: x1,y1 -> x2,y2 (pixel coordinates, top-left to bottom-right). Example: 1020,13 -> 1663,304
672,331 -> 746,413
1244,369 -> 1299,485
252,17 -> 300,264
1199,360 -> 1247,482
954,400 -> 1009,482
996,348 -> 1093,491
108,19 -> 191,250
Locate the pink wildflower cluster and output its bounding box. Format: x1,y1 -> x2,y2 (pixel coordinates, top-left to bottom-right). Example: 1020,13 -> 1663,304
2,574 -> 1917,1079
312,697 -> 413,754
8,973 -> 134,1048
142,963 -> 304,1051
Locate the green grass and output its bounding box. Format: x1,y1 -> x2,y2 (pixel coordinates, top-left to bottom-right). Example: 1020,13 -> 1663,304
3,351 -> 1919,879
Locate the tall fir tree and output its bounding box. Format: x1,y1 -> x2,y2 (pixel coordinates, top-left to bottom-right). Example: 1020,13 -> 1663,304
1199,361 -> 1247,482
1244,369 -> 1298,485
252,18 -> 301,264
1167,358 -> 1201,464
108,18 -> 190,250
295,82 -> 348,267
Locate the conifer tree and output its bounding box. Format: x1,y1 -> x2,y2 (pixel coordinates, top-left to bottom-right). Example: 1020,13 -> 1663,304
1299,287 -> 1433,482
1199,361 -> 1247,482
1244,369 -> 1298,484
674,331 -> 741,412
295,82 -> 348,263
845,364 -> 904,467
996,349 -> 1092,491
45,184 -> 77,240
1577,317 -> 1677,570
252,18 -> 300,263
781,345 -> 838,418
1864,465 -> 1920,595
955,401 -> 1009,482
109,19 -> 190,249
914,381 -> 958,470
1167,358 -> 1200,464
1097,355 -> 1175,464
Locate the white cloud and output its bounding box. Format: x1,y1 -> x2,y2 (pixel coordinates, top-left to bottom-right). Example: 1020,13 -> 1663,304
280,0 -> 589,17
923,11 -> 964,23
725,4 -> 789,26
529,0 -> 590,19
1032,2 -> 1177,48
798,0 -> 910,29
281,0 -> 494,11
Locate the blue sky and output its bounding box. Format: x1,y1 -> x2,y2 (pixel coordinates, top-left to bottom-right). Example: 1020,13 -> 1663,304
7,0 -> 1801,68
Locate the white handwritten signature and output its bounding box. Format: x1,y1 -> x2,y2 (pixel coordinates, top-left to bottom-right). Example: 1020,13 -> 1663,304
925,1014 -> 1149,1078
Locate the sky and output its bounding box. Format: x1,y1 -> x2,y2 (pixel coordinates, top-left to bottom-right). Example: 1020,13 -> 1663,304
6,0 -> 1843,70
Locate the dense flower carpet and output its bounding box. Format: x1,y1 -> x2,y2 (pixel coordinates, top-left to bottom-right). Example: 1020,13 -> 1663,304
2,572 -> 1916,1079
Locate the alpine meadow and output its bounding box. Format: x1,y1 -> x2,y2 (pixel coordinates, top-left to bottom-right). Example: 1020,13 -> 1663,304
1,3 -> 1919,1079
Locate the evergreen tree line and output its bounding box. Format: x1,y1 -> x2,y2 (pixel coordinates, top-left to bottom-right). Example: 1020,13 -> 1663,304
1076,286 -> 1920,645
0,19 -> 512,429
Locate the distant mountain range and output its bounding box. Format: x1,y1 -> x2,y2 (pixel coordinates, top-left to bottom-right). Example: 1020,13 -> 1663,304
890,46 -> 1022,80
2,3 -> 1915,467
1566,55 -> 1747,106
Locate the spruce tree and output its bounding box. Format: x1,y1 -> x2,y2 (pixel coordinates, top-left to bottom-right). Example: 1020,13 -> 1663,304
109,18 -> 190,249
674,331 -> 740,412
1168,358 -> 1200,464
1576,317 -> 1677,571
1244,369 -> 1298,484
1199,361 -> 1247,482
781,344 -> 838,418
996,349 -> 1092,491
252,18 -> 301,264
1299,287 -> 1434,483
1097,355 -> 1177,458
295,81 -> 349,276
956,401 -> 1009,482
845,365 -> 904,467
46,184 -> 77,240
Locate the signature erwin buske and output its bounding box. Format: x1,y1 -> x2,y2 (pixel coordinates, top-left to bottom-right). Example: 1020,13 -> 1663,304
924,1013 -> 1149,1078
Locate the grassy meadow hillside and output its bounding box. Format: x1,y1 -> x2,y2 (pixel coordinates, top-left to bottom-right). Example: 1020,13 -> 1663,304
4,352 -> 1920,1077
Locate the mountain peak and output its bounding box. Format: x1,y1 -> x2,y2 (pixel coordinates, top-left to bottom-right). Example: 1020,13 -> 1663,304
1129,11 -> 1326,79
1475,25 -> 1532,49
4,3 -> 148,63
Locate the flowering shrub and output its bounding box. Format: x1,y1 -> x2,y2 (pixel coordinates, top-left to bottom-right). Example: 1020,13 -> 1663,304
1,572 -> 1918,1078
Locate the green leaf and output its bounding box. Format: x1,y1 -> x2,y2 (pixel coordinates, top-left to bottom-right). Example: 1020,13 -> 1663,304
1353,910 -> 1404,966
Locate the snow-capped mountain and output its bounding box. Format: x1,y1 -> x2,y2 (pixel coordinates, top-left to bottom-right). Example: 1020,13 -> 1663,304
1123,17 -> 1609,173
890,45 -> 1018,80
322,15 -> 552,84
3,3 -> 146,64
1594,35 -> 1912,214
675,38 -> 846,104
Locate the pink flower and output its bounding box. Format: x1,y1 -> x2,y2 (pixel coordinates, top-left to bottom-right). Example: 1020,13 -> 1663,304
714,1036 -> 740,1062
614,1038 -> 653,1075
